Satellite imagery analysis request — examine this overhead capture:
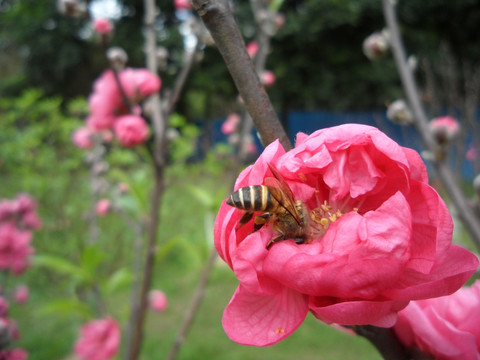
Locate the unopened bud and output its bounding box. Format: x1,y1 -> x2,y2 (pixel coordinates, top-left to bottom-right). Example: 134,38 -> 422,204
362,30 -> 390,61
106,47 -> 128,70
57,0 -> 88,18
429,116 -> 460,145
386,99 -> 414,126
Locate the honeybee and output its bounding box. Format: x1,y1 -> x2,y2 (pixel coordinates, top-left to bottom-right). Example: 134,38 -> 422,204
226,163 -> 310,249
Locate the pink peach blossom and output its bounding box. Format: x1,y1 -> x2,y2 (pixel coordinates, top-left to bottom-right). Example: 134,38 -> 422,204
72,127 -> 95,149
246,42 -> 259,58
93,18 -> 114,35
95,199 -> 111,216
74,316 -> 121,360
214,124 -> 479,346
174,0 -> 191,10
0,223 -> 34,275
119,68 -> 162,100
15,194 -> 42,230
221,113 -> 240,135
0,296 -> 9,317
394,280 -> 480,360
0,349 -> 28,360
13,285 -> 29,304
260,70 -> 276,88
429,116 -> 460,144
113,115 -> 150,148
148,290 -> 168,312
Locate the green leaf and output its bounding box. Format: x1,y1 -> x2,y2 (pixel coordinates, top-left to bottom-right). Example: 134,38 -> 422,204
38,299 -> 94,318
103,268 -> 133,295
80,246 -> 106,275
33,255 -> 90,282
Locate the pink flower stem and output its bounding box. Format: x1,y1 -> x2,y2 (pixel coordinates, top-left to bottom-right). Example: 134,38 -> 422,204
192,0 -> 292,151
382,0 -> 480,249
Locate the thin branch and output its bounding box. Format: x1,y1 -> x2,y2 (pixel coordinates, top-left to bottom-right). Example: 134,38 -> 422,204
166,249 -> 218,360
353,326 -> 410,360
382,0 -> 480,249
192,0 -> 291,150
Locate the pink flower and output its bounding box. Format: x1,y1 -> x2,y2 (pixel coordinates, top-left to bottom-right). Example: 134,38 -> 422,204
466,145 -> 477,162
394,280 -> 480,360
260,70 -> 276,88
0,223 -> 34,275
246,42 -> 259,58
429,116 -> 460,144
113,115 -> 150,148
93,18 -> 114,35
119,68 -> 162,100
13,285 -> 29,304
148,290 -> 168,312
74,317 -> 121,360
15,194 -> 42,230
214,124 -> 478,346
95,199 -> 111,216
0,297 -> 9,317
72,127 -> 95,149
174,0 -> 191,10
0,349 -> 28,360
221,113 -> 240,135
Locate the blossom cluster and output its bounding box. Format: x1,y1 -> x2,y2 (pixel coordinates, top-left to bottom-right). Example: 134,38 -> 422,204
73,68 -> 161,149
74,317 -> 121,360
0,194 -> 40,359
0,194 -> 41,275
214,124 -> 478,346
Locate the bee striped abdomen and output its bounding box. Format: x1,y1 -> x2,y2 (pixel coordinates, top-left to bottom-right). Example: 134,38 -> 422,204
227,185 -> 278,212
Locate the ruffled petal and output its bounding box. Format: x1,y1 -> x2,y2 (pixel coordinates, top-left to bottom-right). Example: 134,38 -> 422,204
222,285 -> 309,346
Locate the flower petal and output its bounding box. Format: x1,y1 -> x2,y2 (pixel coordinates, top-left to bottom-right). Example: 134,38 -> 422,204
222,285 -> 309,346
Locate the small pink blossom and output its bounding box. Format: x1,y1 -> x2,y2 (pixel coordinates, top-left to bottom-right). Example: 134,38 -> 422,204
221,113 -> 240,135
95,199 -> 111,216
72,127 -> 95,149
0,223 -> 34,275
148,290 -> 168,312
394,280 -> 480,360
15,194 -> 42,230
93,18 -> 114,35
119,68 -> 162,100
246,42 -> 259,58
214,124 -> 478,346
260,70 -> 276,88
466,144 -> 477,162
0,297 -> 9,317
429,116 -> 460,144
113,115 -> 150,148
13,285 -> 29,304
74,316 -> 121,360
0,349 -> 28,360
174,0 -> 191,10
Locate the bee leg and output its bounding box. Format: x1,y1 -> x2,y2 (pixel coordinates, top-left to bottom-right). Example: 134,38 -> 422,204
254,213 -> 271,232
236,212 -> 254,230
266,229 -> 285,250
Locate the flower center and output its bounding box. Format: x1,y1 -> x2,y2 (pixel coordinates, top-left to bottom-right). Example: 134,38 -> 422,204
308,201 -> 357,240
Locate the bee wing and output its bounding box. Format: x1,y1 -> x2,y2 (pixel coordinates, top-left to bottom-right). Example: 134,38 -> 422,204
265,163 -> 303,225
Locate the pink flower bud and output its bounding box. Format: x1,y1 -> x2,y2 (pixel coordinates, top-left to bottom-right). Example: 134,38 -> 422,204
95,199 -> 111,216
0,223 -> 34,275
260,70 -> 276,88
221,113 -> 240,135
93,18 -> 114,35
429,115 -> 460,145
114,115 -> 150,148
466,144 -> 477,162
72,127 -> 95,149
174,0 -> 191,10
246,42 -> 259,58
148,290 -> 168,312
13,285 -> 29,304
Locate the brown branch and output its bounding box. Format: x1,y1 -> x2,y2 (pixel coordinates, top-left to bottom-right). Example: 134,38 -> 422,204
353,326 -> 410,360
382,0 -> 480,249
192,0 -> 291,151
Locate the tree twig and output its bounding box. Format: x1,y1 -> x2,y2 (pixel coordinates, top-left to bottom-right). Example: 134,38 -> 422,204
382,0 -> 480,249
192,0 -> 291,150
